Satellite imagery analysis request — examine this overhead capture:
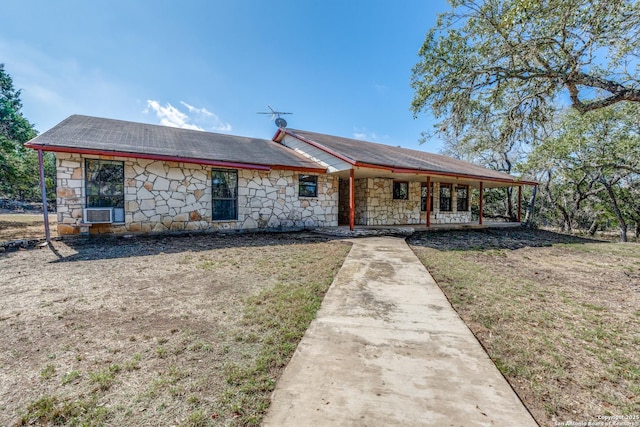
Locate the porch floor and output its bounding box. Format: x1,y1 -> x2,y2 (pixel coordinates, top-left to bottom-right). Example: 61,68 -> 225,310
313,221 -> 523,238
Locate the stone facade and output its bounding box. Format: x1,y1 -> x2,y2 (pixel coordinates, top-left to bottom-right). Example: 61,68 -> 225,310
337,178 -> 471,226
429,182 -> 473,224
55,153 -> 338,236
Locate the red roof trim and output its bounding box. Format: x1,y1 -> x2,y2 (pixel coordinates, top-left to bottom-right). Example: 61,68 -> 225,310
26,143 -> 327,173
26,143 -> 276,171
389,167 -> 538,186
273,129 -> 357,165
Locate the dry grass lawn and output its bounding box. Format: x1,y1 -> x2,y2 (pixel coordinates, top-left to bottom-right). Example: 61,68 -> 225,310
4,215 -> 640,426
0,230 -> 350,426
409,228 -> 640,427
0,213 -> 57,242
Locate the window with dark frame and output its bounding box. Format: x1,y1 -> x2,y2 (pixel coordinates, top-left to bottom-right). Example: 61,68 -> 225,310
393,181 -> 409,200
421,182 -> 434,211
212,169 -> 238,221
85,159 -> 124,208
456,185 -> 469,211
439,184 -> 452,211
299,175 -> 318,197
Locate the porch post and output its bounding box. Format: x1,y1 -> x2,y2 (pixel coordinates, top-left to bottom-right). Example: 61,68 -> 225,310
349,168 -> 355,231
517,185 -> 522,223
38,149 -> 51,244
478,181 -> 484,225
426,176 -> 431,227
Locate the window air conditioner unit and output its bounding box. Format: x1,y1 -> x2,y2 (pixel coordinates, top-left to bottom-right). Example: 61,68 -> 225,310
83,207 -> 113,224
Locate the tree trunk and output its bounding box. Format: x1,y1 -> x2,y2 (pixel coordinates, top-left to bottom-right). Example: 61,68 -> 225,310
601,179 -> 627,242
588,217 -> 599,236
506,187 -> 515,221
559,206 -> 572,233
524,186 -> 537,224
635,222 -> 639,239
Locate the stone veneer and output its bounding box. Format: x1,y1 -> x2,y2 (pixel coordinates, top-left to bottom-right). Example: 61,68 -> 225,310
344,178 -> 471,226
55,153 -> 338,236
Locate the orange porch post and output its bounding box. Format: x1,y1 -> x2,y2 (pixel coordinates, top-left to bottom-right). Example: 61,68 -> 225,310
349,168 -> 355,231
426,176 -> 431,227
479,181 -> 484,225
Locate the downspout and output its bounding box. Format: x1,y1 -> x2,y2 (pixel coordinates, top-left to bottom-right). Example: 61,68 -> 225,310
38,149 -> 51,244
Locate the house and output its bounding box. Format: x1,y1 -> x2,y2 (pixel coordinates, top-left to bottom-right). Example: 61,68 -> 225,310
25,115 -> 536,236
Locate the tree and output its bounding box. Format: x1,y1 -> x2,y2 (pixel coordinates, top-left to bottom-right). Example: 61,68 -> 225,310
0,63 -> 53,202
439,89 -> 540,220
525,103 -> 640,241
411,0 -> 640,136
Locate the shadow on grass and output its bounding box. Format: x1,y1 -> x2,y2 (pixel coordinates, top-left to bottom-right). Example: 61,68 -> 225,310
48,231 -> 339,263
407,227 -> 605,251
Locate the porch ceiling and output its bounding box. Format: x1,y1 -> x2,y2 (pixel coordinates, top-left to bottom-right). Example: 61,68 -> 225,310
330,167 -> 528,188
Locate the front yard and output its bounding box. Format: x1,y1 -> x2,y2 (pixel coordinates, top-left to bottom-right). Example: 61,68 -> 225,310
0,232 -> 350,426
2,218 -> 639,427
409,228 -> 640,426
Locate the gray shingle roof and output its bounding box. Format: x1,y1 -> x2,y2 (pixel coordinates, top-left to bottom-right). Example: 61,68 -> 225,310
286,129 -> 525,183
26,115 -> 533,185
27,115 -> 324,171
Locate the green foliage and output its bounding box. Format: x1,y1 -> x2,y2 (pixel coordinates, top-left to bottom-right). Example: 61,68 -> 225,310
413,2 -> 640,236
0,63 -> 55,202
524,103 -> 640,240
411,0 -> 640,134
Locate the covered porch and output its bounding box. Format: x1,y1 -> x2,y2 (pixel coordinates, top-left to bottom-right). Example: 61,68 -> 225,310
333,165 -> 534,231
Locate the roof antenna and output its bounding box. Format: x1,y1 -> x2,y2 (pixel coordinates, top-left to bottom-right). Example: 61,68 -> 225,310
257,105 -> 292,128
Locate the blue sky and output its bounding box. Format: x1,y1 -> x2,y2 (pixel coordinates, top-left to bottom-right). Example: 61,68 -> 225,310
2,0 -> 449,152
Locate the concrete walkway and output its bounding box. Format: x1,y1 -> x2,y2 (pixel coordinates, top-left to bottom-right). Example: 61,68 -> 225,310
263,236 -> 538,427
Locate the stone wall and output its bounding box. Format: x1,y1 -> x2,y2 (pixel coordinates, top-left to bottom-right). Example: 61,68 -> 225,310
430,182 -> 472,224
55,153 -> 338,235
234,169 -> 337,231
348,178 -> 471,226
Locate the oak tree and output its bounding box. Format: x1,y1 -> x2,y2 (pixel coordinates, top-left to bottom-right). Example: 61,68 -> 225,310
411,0 -> 640,136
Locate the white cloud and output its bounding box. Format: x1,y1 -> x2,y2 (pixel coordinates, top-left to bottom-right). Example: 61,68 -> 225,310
145,100 -> 232,132
145,100 -> 203,130
353,127 -> 380,141
180,101 -> 213,117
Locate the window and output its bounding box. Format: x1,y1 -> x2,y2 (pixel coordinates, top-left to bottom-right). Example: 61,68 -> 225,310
212,169 -> 238,221
299,175 -> 318,197
456,185 -> 469,211
421,182 -> 434,211
85,159 -> 124,208
393,181 -> 409,200
439,184 -> 452,211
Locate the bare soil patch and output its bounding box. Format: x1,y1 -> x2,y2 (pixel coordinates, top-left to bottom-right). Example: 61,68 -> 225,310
409,228 -> 640,427
0,231 -> 350,426
0,213 -> 57,242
